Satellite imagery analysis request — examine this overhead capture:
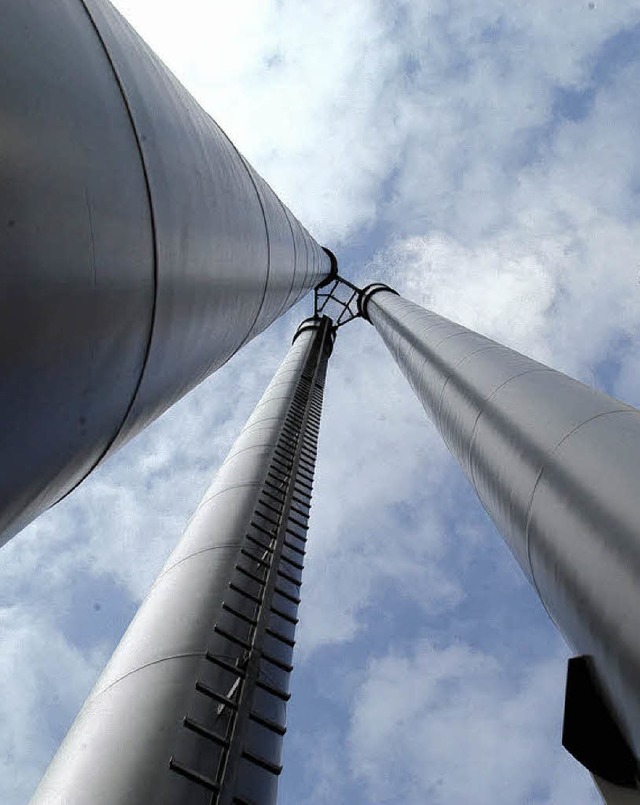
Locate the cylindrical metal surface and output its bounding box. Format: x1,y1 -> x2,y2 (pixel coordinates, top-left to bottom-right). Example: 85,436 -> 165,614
0,0 -> 332,545
364,288 -> 640,762
30,317 -> 334,805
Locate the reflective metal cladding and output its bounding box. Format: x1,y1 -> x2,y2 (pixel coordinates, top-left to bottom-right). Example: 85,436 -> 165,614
0,0 -> 331,544
363,286 -> 640,775
30,317 -> 334,805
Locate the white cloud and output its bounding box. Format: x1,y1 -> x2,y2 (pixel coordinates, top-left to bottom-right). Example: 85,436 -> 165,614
349,641 -> 600,804
0,608 -> 98,805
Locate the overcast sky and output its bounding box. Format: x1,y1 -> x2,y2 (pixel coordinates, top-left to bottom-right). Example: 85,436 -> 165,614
4,1 -> 640,803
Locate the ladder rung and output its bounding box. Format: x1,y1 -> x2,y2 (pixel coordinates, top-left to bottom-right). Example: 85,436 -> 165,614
283,539 -> 305,556
274,585 -> 301,605
245,533 -> 273,553
253,510 -> 279,528
256,677 -> 291,701
240,547 -> 271,568
235,564 -> 267,586
261,488 -> 285,505
214,624 -> 253,651
266,469 -> 289,484
249,710 -> 287,736
229,582 -> 262,605
271,456 -> 292,472
274,445 -> 294,459
261,651 -> 293,673
288,514 -> 308,530
195,680 -> 239,710
285,527 -> 307,543
183,716 -> 229,747
258,498 -> 281,517
266,626 -> 296,648
204,652 -> 247,678
169,758 -> 220,792
270,605 -> 299,625
264,479 -> 286,496
277,568 -> 301,587
242,749 -> 283,776
280,553 -> 304,572
290,503 -> 309,518
250,520 -> 277,538
222,602 -> 257,627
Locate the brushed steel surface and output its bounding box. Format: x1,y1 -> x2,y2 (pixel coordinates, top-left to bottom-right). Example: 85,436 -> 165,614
0,0 -> 329,545
367,289 -> 640,761
30,321 -> 329,804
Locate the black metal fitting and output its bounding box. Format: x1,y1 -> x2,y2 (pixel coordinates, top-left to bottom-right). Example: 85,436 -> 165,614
357,283 -> 399,322
315,248 -> 339,289
292,316 -> 335,356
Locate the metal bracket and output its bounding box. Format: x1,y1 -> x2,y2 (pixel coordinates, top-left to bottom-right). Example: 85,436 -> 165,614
314,274 -> 362,329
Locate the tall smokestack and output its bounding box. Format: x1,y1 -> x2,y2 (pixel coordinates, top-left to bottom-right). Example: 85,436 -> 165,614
31,316 -> 334,805
0,1 -> 334,544
360,284 -> 640,800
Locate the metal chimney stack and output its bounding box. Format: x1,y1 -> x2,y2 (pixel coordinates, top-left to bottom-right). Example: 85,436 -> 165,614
0,0 -> 334,545
360,284 -> 640,800
31,317 -> 334,805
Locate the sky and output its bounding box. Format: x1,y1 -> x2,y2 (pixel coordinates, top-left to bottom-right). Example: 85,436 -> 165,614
3,1 -> 640,802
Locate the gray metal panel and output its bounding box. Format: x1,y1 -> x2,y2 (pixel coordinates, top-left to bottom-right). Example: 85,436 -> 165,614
30,319 -> 333,804
367,290 -> 640,760
0,0 -> 155,542
0,0 -> 330,545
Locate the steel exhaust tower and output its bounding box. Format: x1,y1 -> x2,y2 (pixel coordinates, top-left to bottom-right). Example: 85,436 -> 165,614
31,317 -> 334,805
3,2 -> 640,804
